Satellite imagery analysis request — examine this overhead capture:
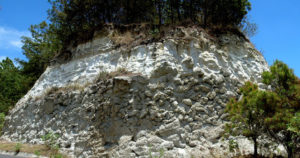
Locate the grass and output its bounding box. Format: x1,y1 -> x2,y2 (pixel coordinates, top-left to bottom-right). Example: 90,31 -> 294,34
111,31 -> 135,46
33,82 -> 92,101
14,143 -> 22,153
95,67 -> 139,82
0,140 -> 68,157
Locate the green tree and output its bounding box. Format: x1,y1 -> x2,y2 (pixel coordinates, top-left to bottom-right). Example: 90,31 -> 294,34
226,61 -> 299,157
46,0 -> 252,48
0,58 -> 30,114
262,60 -> 300,158
201,0 -> 251,27
0,113 -> 5,135
226,82 -> 279,157
288,112 -> 300,135
18,21 -> 62,87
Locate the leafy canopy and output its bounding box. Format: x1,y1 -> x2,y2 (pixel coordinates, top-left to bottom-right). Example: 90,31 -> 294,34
47,0 -> 252,46
226,60 -> 300,157
0,58 -> 30,114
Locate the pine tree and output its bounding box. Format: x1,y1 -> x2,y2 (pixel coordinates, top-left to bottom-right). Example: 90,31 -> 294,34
226,82 -> 279,157
226,61 -> 299,157
262,61 -> 300,158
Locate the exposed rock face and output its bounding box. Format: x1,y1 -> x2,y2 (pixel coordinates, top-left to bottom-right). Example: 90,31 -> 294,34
2,28 -> 270,157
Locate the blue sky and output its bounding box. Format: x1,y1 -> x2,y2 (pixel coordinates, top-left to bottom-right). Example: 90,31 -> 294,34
249,0 -> 300,77
0,0 -> 299,76
0,0 -> 50,61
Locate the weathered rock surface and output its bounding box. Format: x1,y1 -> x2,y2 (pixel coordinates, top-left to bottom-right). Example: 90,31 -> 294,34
2,28 -> 272,157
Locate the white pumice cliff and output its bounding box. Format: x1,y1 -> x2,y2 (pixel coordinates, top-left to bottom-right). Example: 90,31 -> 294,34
2,27 -> 274,157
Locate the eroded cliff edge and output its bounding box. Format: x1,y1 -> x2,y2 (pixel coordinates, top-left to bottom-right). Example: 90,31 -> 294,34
2,27 -> 269,157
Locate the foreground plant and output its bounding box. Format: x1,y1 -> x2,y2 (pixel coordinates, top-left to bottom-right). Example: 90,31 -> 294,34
262,61 -> 300,158
42,132 -> 60,150
226,60 -> 300,158
226,82 -> 279,157
0,113 -> 4,135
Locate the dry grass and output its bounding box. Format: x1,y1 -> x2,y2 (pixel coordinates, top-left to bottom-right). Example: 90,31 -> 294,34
33,82 -> 92,101
46,83 -> 89,95
0,140 -> 68,157
111,31 -> 135,46
205,24 -> 248,41
96,67 -> 140,82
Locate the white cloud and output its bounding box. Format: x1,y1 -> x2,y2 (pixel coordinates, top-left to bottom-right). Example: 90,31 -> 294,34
0,26 -> 30,50
0,56 -> 7,61
9,40 -> 23,48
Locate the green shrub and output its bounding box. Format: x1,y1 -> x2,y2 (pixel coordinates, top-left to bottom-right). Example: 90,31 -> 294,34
42,132 -> 60,150
34,150 -> 41,157
0,113 -> 5,135
15,143 -> 22,153
225,60 -> 300,158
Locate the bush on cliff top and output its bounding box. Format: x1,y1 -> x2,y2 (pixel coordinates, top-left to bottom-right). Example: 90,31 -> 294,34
47,0 -> 251,46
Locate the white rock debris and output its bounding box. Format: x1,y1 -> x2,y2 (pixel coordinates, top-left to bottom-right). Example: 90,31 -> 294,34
2,29 -> 278,158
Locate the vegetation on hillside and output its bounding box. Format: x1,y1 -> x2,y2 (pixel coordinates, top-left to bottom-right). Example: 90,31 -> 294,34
0,58 -> 31,114
0,140 -> 67,158
226,61 -> 300,158
47,0 -> 251,46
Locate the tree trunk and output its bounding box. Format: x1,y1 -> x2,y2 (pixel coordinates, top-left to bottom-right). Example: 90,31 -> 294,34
203,0 -> 208,27
253,137 -> 258,158
190,0 -> 193,20
158,0 -> 162,26
285,132 -> 294,158
176,0 -> 180,21
287,146 -> 294,158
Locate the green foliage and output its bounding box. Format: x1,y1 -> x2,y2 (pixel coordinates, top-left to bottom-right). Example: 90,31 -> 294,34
0,113 -> 5,135
288,112 -> 300,135
0,58 -> 31,114
263,60 -> 298,97
51,153 -> 63,158
42,132 -> 60,150
225,82 -> 278,156
46,0 -> 251,47
226,60 -> 299,158
41,132 -> 65,158
18,21 -> 62,87
262,61 -> 299,158
34,150 -> 41,157
15,143 -> 22,153
150,28 -> 160,38
228,139 -> 239,153
201,0 -> 251,26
